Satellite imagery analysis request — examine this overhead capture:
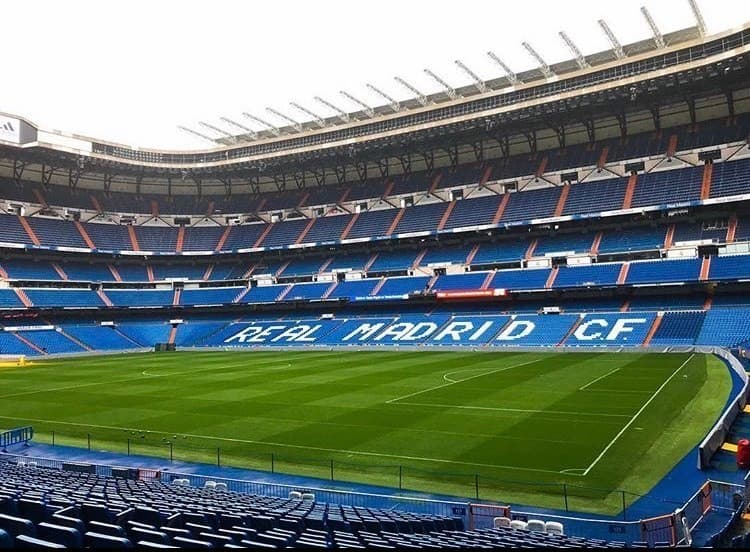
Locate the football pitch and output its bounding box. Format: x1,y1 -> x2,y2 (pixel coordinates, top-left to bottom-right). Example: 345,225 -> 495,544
0,350 -> 731,514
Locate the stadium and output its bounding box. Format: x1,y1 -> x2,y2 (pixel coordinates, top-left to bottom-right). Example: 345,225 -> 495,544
1,1 -> 750,548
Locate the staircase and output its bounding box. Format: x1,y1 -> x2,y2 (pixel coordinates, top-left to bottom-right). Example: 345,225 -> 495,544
558,316 -> 584,346
175,227 -> 185,253
276,285 -> 293,301
479,164 -> 493,186
700,162 -> 714,200
364,253 -> 378,272
480,270 -> 495,290
370,277 -> 386,296
535,156 -> 549,177
234,287 -> 251,303
386,209 -> 405,236
12,332 -> 45,355
275,260 -> 291,278
590,231 -> 603,255
382,178 -> 395,198
597,146 -> 609,169
215,226 -> 232,252
14,289 -> 32,307
553,184 -> 570,217
202,265 -> 214,281
524,239 -> 538,260
340,213 -> 359,240
33,188 -> 48,208
107,265 -> 123,282
622,174 -> 637,209
428,172 -> 443,194
663,224 -> 675,249
295,218 -> 316,245
146,265 -> 155,283
318,258 -> 334,273
172,288 -> 181,306
545,266 -> 559,289
492,194 -> 510,224
254,223 -> 274,248
127,226 -> 140,251
699,256 -> 711,281
620,299 -> 630,313
726,215 -> 738,243
322,282 -> 338,299
97,289 -> 113,307
666,134 -> 679,157
18,216 -> 40,246
436,202 -> 455,231
617,262 -> 630,285
703,296 -> 713,311
52,263 -> 68,280
168,326 -> 178,345
90,195 -> 103,213
75,221 -> 96,249
58,328 -> 93,352
642,313 -> 664,347
465,244 -> 480,266
412,249 -> 428,269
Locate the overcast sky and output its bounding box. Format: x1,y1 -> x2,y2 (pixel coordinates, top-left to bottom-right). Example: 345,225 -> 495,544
2,0 -> 749,150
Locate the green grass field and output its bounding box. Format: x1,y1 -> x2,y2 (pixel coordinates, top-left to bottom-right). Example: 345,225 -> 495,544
0,350 -> 731,514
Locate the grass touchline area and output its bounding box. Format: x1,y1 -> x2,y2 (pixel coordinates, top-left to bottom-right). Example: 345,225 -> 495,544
0,349 -> 731,514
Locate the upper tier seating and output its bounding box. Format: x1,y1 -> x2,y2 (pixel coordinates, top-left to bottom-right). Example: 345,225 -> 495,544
563,177 -> 628,215
28,217 -> 88,248
597,226 -> 666,253
180,288 -> 244,306
443,195 -> 503,230
24,289 -> 104,308
552,263 -> 621,288
631,166 -> 703,207
500,187 -> 561,223
182,226 -> 224,252
626,258 -> 702,285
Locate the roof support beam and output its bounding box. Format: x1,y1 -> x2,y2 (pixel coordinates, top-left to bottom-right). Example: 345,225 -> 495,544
687,0 -> 707,36
289,103 -> 327,128
314,96 -> 350,123
242,113 -> 281,136
198,121 -> 236,140
641,6 -> 665,48
521,42 -> 554,78
265,108 -> 302,132
454,60 -> 488,93
487,51 -> 519,84
559,31 -> 590,69
177,125 -> 216,144
597,19 -> 624,59
219,117 -> 257,139
366,83 -> 401,112
394,76 -> 430,106
423,69 -> 459,100
339,91 -> 375,117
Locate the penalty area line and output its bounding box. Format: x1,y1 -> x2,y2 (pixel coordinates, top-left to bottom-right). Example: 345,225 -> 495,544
387,357 -> 545,404
581,353 -> 696,477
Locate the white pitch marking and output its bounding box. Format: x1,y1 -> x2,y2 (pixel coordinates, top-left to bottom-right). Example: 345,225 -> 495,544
394,402 -> 631,418
0,414 -> 572,476
581,353 -> 696,477
578,366 -> 623,390
387,357 -> 545,404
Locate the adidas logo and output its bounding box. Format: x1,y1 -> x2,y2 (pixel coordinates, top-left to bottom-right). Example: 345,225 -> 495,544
0,121 -> 14,133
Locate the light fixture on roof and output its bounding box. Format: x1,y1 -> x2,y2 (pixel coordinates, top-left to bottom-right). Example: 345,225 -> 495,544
687,0 -> 707,36
394,76 -> 430,107
241,113 -> 281,136
289,102 -> 327,128
597,19 -> 625,59
366,83 -> 401,112
339,91 -> 375,117
521,41 -> 554,78
423,69 -> 459,100
177,125 -> 216,144
265,108 -> 302,132
486,51 -> 519,85
454,60 -> 488,93
558,31 -> 590,69
219,117 -> 257,139
640,6 -> 665,48
314,96 -> 350,123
